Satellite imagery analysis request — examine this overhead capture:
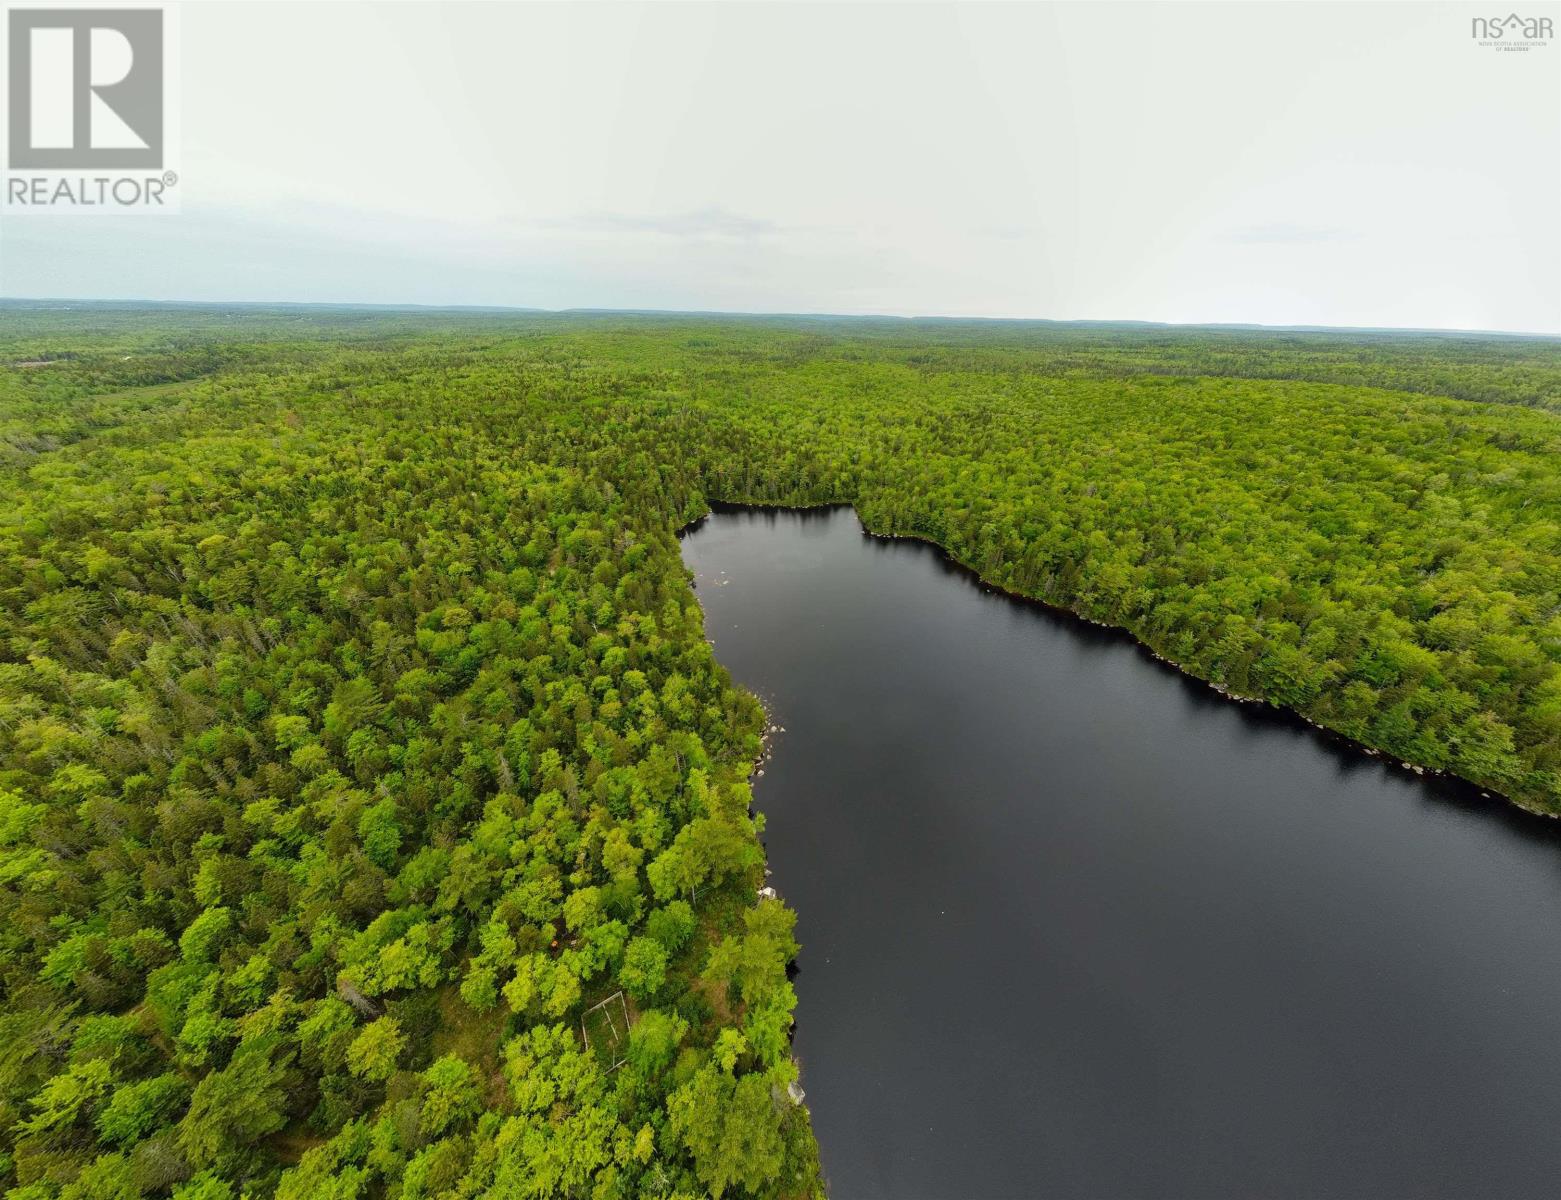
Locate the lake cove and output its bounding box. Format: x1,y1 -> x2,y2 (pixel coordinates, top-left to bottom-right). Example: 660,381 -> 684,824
680,503 -> 1561,1200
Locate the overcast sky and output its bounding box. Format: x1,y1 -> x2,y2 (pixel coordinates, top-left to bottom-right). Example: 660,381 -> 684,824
2,1 -> 1558,332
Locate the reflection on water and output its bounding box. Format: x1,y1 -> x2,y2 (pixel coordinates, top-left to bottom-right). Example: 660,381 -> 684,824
681,504 -> 1561,1200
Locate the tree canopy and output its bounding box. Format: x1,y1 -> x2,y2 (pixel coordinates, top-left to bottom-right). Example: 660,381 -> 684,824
1,303 -> 1558,1198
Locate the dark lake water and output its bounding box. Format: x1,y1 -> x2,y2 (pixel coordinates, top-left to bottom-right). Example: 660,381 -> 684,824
679,504 -> 1561,1200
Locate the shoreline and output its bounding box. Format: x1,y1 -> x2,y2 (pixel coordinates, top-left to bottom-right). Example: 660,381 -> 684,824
677,545 -> 822,1187
679,499 -> 1557,833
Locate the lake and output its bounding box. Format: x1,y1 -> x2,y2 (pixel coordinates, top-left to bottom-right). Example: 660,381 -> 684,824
679,504 -> 1561,1200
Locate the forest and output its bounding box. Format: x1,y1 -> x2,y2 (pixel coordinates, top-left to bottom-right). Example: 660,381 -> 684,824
0,303 -> 1558,1199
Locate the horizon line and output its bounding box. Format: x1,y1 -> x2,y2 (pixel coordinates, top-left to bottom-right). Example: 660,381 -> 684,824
2,295 -> 1557,341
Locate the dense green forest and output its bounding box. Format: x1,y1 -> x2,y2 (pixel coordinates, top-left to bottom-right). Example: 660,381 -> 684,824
1,304 -> 1559,1199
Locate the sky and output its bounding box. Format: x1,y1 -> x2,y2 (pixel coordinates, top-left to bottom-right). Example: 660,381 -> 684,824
1,0 -> 1558,333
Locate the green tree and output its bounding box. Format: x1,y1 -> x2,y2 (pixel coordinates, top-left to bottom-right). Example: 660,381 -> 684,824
346,1017 -> 406,1082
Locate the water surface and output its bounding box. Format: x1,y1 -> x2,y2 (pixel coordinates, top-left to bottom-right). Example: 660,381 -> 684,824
680,504 -> 1561,1200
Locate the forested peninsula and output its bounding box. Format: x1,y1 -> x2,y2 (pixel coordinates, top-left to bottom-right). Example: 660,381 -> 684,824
1,305 -> 1558,1200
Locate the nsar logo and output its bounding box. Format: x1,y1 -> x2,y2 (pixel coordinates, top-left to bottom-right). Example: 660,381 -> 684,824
1471,12 -> 1554,50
